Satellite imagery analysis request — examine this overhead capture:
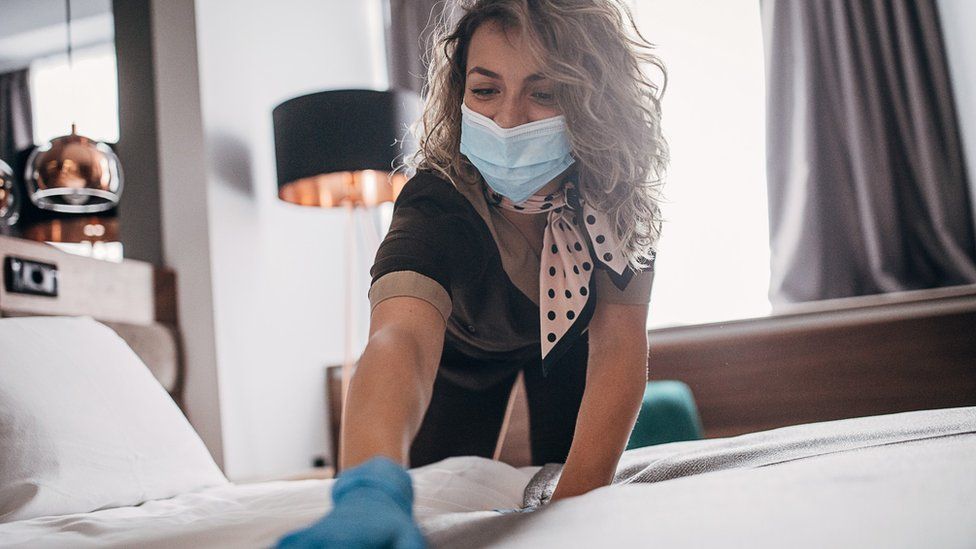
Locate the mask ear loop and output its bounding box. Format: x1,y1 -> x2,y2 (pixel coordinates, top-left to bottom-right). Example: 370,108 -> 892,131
564,166 -> 583,212
480,176 -> 503,206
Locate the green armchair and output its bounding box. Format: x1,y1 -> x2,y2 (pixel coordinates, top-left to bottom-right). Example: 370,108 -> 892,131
626,380 -> 704,450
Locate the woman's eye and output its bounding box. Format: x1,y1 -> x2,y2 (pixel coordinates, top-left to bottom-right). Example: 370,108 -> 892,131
532,91 -> 555,104
470,88 -> 498,98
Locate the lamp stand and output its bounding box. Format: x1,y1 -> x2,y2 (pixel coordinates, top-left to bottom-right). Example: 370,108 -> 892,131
336,200 -> 383,470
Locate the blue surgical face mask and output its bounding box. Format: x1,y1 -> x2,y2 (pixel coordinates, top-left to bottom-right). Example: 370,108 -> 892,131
459,102 -> 576,204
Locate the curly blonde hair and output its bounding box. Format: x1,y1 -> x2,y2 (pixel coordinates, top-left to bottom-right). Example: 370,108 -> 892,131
402,0 -> 668,271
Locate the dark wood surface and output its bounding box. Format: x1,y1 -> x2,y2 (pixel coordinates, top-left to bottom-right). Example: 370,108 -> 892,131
649,305 -> 976,438
153,267 -> 179,324
495,283 -> 976,464
326,365 -> 343,469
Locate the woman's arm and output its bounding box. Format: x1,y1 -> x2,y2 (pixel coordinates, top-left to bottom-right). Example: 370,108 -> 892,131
276,295 -> 445,548
549,300 -> 649,501
340,295 -> 446,471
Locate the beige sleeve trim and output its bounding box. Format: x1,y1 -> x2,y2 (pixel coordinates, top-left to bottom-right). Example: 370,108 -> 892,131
368,271 -> 453,322
594,267 -> 655,305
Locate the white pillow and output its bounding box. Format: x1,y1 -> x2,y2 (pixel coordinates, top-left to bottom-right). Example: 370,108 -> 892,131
0,316 -> 227,522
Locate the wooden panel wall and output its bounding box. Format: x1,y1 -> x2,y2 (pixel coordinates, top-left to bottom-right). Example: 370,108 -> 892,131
496,284 -> 976,465
650,306 -> 976,439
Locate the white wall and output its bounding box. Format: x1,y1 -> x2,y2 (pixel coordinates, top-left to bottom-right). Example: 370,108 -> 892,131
152,0 -> 387,480
937,0 -> 976,236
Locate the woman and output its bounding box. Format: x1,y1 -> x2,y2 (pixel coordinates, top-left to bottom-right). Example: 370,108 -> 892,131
278,0 -> 666,546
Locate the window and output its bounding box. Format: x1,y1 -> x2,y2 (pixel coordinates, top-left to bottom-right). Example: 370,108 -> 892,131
631,0 -> 771,329
30,42 -> 119,144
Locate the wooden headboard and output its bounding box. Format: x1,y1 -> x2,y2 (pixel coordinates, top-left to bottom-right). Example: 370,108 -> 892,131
0,235 -> 183,406
495,282 -> 976,466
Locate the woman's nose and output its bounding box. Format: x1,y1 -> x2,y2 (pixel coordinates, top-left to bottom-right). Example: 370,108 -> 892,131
492,99 -> 529,129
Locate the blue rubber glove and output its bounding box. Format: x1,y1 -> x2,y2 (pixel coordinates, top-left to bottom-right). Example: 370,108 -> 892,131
275,456 -> 426,549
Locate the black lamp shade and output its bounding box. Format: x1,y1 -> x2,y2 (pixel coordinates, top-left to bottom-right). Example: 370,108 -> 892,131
273,89 -> 421,207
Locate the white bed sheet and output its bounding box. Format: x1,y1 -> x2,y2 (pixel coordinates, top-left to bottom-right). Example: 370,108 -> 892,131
2,407 -> 974,549
0,457 -> 536,549
430,430 -> 976,548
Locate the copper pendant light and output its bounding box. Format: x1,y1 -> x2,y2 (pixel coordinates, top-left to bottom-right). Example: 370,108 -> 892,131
25,0 -> 123,214
25,124 -> 123,213
0,158 -> 20,226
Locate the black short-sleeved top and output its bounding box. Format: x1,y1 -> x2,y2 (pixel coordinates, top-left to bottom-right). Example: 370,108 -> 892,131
367,168 -> 655,388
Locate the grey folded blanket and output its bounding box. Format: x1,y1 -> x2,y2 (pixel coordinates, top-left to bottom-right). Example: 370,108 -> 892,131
523,406 -> 976,508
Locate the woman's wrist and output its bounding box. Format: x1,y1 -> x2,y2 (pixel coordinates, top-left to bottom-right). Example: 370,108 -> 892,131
550,460 -> 615,501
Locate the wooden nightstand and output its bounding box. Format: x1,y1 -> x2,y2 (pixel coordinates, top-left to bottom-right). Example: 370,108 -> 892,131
326,364 -> 344,468
236,466 -> 334,484
275,467 -> 335,481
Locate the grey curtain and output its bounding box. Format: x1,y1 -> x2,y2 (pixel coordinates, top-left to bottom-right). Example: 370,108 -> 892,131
385,0 -> 462,94
0,68 -> 33,235
762,0 -> 976,306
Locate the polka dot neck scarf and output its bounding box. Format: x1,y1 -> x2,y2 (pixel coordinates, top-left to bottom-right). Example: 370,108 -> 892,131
483,176 -> 634,373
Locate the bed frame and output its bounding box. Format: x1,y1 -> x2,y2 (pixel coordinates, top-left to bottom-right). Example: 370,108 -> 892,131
0,235 -> 182,407
495,282 -> 976,466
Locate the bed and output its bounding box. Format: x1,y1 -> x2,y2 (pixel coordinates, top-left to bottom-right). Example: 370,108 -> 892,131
1,407 -> 973,548
1,235 -> 974,548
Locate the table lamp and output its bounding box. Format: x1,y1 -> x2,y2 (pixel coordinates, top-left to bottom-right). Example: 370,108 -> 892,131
273,88 -> 421,465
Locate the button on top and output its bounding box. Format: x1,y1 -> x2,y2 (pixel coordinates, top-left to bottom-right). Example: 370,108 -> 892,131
466,324 -> 477,333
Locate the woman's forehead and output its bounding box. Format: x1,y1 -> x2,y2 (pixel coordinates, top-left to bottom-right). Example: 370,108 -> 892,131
466,20 -> 547,81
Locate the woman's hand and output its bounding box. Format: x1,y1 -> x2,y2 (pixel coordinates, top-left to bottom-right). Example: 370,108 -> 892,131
275,456 -> 427,549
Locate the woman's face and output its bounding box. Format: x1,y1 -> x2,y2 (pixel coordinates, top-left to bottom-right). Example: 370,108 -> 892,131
463,21 -> 561,128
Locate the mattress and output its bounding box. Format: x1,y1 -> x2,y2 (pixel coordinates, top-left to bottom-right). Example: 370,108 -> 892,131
2,407 -> 974,548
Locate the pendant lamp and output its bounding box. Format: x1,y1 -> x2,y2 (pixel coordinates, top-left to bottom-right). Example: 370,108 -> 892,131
0,158 -> 19,226
25,0 -> 123,214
